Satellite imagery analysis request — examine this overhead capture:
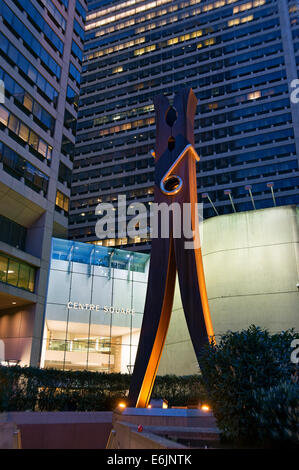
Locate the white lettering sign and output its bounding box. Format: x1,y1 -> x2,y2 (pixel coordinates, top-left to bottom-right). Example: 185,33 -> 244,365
67,302 -> 135,315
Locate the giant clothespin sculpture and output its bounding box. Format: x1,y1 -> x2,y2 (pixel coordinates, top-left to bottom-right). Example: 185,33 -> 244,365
128,88 -> 214,408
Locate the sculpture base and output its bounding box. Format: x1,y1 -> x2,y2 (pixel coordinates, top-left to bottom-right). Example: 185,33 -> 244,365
106,407 -> 219,449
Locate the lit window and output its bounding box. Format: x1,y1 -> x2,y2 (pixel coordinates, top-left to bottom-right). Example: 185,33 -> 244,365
248,91 -> 261,100
0,106 -> 9,126
56,190 -> 70,213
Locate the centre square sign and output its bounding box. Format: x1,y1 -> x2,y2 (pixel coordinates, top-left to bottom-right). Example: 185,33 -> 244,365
67,301 -> 135,315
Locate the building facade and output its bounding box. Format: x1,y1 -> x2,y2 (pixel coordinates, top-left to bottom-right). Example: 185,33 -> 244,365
0,0 -> 86,366
70,0 -> 299,252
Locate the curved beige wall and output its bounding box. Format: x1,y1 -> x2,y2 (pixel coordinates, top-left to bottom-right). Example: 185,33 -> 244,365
159,205 -> 299,375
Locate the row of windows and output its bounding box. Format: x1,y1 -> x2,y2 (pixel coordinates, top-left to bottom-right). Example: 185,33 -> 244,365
16,0 -> 64,55
75,122 -> 293,158
197,160 -> 298,187
198,83 -> 288,114
0,252 -> 35,293
84,1 -> 277,53
71,40 -> 83,63
78,104 -> 154,128
61,134 -> 75,160
82,37 -> 282,89
70,193 -> 299,235
44,0 -> 67,31
58,161 -> 72,188
56,190 -> 70,213
82,23 -> 281,87
81,52 -> 285,102
85,0 -> 267,46
69,62 -> 81,86
85,0 -> 271,52
72,158 -> 154,183
0,141 -> 49,196
78,91 -> 289,135
0,214 -> 27,251
199,128 -> 294,156
86,0 -> 197,32
74,18 -> 85,42
198,97 -> 290,128
1,1 -> 61,79
78,81 -> 286,124
64,109 -> 77,136
70,186 -> 154,212
72,170 -> 299,218
0,32 -> 59,105
0,105 -> 53,163
70,175 -> 298,214
72,143 -> 296,189
78,67 -> 286,118
0,66 -> 55,134
202,194 -> 299,218
77,96 -> 290,144
72,142 -> 296,185
87,9 -> 262,60
199,144 -> 297,170
84,13 -> 279,80
71,172 -> 153,195
86,0 -> 182,23
71,154 -> 298,197
199,176 -> 299,201
76,0 -> 86,21
74,143 -> 152,168
66,85 -> 79,112
198,112 -> 292,143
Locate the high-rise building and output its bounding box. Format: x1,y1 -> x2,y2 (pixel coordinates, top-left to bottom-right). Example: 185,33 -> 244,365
0,0 -> 86,366
70,0 -> 299,252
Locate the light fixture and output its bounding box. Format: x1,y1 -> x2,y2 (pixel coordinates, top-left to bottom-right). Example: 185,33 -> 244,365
12,302 -> 16,305
118,402 -> 126,409
202,192 -> 219,216
224,189 -> 236,213
266,182 -> 276,206
149,398 -> 168,409
200,404 -> 210,412
245,185 -> 256,210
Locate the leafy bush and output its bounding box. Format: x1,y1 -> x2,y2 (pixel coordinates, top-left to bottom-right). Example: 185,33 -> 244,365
0,365 -> 203,411
252,382 -> 299,446
199,325 -> 299,443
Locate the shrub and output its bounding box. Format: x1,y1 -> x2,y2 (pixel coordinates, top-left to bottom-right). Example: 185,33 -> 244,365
199,325 -> 299,442
0,365 -> 203,411
252,382 -> 299,446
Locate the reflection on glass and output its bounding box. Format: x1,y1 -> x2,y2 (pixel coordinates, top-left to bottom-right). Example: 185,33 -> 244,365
51,237 -> 149,273
18,263 -> 30,290
7,260 -> 19,286
0,255 -> 8,283
0,254 -> 35,292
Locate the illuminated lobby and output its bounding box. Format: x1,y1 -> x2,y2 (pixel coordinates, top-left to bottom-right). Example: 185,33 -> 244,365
40,238 -> 149,373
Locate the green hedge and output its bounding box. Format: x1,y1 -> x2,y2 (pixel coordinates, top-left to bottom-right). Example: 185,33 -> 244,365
199,325 -> 299,444
0,366 -> 204,412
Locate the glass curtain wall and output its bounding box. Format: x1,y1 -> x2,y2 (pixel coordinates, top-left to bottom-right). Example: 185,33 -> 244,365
41,238 -> 149,372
